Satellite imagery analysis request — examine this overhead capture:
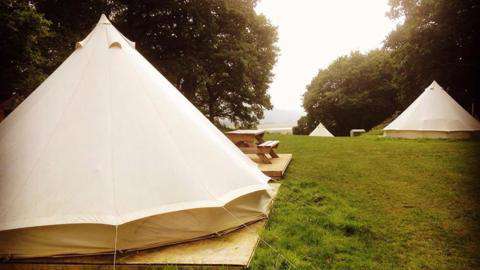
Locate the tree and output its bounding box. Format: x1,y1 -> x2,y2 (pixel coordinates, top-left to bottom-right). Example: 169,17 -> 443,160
300,50 -> 397,136
33,0 -> 113,75
292,115 -> 316,135
114,0 -> 277,126
0,0 -> 51,112
386,0 -> 480,115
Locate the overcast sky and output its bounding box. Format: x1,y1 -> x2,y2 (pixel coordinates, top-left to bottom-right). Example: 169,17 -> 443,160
255,0 -> 399,112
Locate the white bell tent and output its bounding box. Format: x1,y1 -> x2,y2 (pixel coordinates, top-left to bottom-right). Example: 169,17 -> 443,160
384,81 -> 480,139
309,122 -> 334,137
0,15 -> 272,258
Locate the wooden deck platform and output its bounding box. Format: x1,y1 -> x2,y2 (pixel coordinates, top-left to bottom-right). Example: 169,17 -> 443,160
248,153 -> 292,179
0,184 -> 280,270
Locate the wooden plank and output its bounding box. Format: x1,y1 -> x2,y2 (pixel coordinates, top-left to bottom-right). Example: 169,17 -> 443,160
258,140 -> 279,148
238,146 -> 272,155
255,153 -> 271,164
248,154 -> 292,179
1,184 -> 281,270
0,263 -> 244,270
225,129 -> 265,136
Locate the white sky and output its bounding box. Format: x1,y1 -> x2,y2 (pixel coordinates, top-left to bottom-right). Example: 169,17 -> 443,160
255,0 -> 398,111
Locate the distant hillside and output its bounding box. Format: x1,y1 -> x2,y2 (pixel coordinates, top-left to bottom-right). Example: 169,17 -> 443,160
259,109 -> 305,127
218,109 -> 304,131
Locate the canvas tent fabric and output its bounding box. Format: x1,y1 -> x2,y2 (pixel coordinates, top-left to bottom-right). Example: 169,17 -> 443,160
0,15 -> 272,258
309,123 -> 334,137
383,81 -> 480,139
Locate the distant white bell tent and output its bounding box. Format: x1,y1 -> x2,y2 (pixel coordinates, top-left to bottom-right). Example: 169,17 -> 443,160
0,15 -> 272,258
383,81 -> 480,139
309,122 -> 334,137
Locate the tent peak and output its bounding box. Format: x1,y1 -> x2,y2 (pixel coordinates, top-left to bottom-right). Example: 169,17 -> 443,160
426,80 -> 442,91
98,14 -> 111,24
75,14 -> 136,50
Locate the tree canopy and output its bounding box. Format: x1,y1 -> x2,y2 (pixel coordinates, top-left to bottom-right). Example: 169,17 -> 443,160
0,0 -> 278,126
385,0 -> 480,110
0,0 -> 51,112
296,0 -> 480,135
298,50 -> 397,136
114,0 -> 277,126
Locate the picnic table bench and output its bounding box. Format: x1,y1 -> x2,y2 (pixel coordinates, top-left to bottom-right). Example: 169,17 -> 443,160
225,129 -> 279,164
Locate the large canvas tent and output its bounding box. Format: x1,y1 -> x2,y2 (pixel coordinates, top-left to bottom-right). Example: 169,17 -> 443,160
0,15 -> 272,258
309,122 -> 334,137
384,81 -> 480,139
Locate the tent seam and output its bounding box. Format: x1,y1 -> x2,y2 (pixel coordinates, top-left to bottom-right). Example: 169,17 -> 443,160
105,25 -> 121,269
117,48 -> 224,206
105,25 -> 120,224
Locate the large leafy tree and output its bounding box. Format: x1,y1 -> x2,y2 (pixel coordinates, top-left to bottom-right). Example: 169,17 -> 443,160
386,0 -> 480,113
300,50 -> 397,136
0,0 -> 51,112
33,0 -> 113,75
114,0 -> 277,126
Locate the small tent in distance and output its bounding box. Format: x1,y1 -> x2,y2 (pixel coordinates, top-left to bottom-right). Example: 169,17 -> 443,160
309,122 -> 334,137
383,81 -> 480,139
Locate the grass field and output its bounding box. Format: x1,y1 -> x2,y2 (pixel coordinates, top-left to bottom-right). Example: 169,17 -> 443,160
249,134 -> 480,270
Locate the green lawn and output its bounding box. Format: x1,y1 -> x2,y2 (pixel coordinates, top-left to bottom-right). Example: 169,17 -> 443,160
250,134 -> 480,270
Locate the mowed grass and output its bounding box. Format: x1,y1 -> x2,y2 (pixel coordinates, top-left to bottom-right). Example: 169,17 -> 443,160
249,134 -> 480,270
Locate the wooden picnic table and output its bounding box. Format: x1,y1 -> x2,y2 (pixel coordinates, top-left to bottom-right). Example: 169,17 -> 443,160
225,129 -> 265,147
225,129 -> 279,164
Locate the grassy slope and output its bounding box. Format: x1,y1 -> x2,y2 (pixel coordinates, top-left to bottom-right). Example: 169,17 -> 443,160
250,134 -> 480,270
